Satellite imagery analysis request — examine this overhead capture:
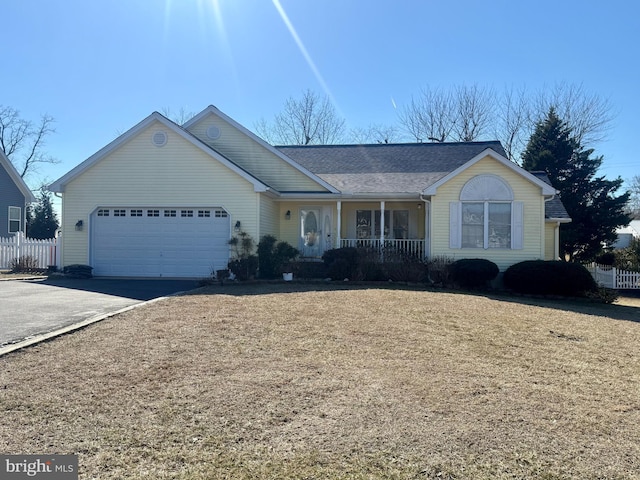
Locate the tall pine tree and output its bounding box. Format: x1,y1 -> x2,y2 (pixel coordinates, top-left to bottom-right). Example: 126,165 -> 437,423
522,108 -> 630,262
26,188 -> 59,239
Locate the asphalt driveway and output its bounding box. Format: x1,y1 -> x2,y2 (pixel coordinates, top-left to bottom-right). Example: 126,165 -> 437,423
0,278 -> 198,348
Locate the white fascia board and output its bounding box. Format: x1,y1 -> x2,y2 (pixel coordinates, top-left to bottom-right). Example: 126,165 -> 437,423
422,148 -> 558,196
277,192 -> 419,201
0,149 -> 36,202
49,112 -> 270,193
184,105 -> 340,194
547,218 -> 572,223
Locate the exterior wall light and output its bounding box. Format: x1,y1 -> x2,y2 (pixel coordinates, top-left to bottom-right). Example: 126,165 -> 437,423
285,210 -> 291,220
234,220 -> 241,232
75,220 -> 84,231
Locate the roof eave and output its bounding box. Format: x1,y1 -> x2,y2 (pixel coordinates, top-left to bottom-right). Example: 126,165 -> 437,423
0,150 -> 36,202
185,106 -> 341,194
49,112 -> 271,193
423,148 -> 558,196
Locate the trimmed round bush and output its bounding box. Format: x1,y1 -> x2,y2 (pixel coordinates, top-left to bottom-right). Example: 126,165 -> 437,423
449,258 -> 499,289
503,260 -> 597,297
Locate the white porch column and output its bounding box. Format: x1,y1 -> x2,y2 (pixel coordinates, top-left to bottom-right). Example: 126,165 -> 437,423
336,201 -> 342,248
380,201 -> 385,244
424,200 -> 430,258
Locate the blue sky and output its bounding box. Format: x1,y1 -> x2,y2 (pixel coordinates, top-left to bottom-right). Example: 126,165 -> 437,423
3,0 -> 639,196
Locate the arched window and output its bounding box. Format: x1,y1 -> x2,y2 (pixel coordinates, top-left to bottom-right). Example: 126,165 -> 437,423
450,175 -> 523,250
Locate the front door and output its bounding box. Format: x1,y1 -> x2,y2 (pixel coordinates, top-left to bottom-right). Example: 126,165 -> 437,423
300,207 -> 332,257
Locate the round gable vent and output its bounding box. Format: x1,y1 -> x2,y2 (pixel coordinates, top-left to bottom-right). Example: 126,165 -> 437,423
152,130 -> 168,147
206,125 -> 221,140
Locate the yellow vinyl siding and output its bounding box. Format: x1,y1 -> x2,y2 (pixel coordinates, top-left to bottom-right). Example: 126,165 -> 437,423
60,122 -> 258,267
259,195 -> 279,238
187,114 -> 328,192
278,202 -> 302,247
430,155 -> 546,271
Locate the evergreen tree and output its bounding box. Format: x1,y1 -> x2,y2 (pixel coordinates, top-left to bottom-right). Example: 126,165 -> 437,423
522,108 -> 630,262
26,188 -> 59,239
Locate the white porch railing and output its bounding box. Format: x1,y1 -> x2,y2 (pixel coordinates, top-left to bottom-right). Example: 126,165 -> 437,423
0,232 -> 59,269
340,238 -> 426,258
585,263 -> 640,289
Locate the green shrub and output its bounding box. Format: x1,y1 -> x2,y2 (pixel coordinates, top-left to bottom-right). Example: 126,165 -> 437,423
504,260 -> 598,297
257,235 -> 299,279
613,238 -> 640,272
449,258 -> 499,289
585,287 -> 620,304
228,230 -> 258,280
594,251 -> 616,266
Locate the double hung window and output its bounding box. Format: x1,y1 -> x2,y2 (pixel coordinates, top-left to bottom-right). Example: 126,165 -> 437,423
461,202 -> 511,249
8,207 -> 21,234
356,209 -> 409,239
451,175 -> 523,250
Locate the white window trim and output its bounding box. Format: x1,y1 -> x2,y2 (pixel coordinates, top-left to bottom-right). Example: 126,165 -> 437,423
356,208 -> 410,239
8,206 -> 21,234
451,201 -> 523,250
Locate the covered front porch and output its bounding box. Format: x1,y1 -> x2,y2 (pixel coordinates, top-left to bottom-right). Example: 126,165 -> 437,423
278,199 -> 430,260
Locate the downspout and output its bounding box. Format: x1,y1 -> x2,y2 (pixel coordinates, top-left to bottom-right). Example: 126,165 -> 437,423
54,191 -> 63,268
380,201 -> 385,261
336,201 -> 342,248
420,195 -> 431,259
544,194 -> 556,260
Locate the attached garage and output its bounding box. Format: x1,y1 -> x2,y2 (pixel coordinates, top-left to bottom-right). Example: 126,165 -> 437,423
90,207 -> 230,277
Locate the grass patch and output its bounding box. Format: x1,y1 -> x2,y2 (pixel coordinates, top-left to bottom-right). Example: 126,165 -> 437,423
1,283 -> 639,479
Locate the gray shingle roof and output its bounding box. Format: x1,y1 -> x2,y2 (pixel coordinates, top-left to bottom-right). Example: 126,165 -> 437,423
276,142 -> 570,221
530,171 -> 571,220
276,141 -> 507,194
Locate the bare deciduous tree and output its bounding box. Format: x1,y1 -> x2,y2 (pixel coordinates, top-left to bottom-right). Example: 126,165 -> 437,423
398,83 -> 615,162
453,84 -> 495,142
629,175 -> 640,218
161,106 -> 196,126
398,85 -> 495,143
0,106 -> 57,178
494,85 -> 531,163
349,124 -> 401,144
255,90 -> 345,145
398,87 -> 456,142
533,82 -> 614,146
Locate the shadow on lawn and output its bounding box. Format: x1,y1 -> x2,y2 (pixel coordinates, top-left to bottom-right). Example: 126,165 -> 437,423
189,281 -> 640,324
36,277 -> 200,301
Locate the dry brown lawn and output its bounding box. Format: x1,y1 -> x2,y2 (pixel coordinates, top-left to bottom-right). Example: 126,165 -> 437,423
1,283 -> 640,479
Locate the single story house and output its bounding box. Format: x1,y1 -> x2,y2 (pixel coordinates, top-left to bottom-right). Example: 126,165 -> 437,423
611,220 -> 640,249
0,149 -> 35,237
49,105 -> 571,278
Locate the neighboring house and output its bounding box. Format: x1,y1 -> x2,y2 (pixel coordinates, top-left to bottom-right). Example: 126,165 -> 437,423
0,149 -> 35,237
49,105 -> 571,278
612,220 -> 640,249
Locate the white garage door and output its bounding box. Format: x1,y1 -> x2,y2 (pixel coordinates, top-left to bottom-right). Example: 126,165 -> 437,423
91,207 -> 230,277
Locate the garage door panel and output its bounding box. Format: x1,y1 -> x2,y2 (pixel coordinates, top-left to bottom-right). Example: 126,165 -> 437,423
91,207 -> 230,277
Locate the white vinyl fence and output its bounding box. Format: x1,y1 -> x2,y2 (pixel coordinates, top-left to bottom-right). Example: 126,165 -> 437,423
0,232 -> 59,270
585,263 -> 640,289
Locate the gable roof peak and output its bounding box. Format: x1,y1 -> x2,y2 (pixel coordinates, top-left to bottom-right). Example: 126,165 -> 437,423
0,149 -> 36,202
